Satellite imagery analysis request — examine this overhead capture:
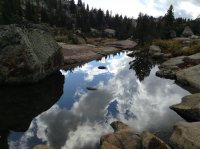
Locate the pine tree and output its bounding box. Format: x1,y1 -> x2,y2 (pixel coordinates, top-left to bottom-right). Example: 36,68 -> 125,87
1,0 -> 15,24
77,0 -> 83,7
162,5 -> 175,38
86,4 -> 89,11
0,0 -> 3,24
165,5 -> 174,28
70,0 -> 76,13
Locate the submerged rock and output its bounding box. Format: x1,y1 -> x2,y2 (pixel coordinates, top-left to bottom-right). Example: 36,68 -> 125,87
176,64 -> 200,91
170,121 -> 200,149
86,87 -> 97,91
100,121 -> 141,149
98,66 -> 107,69
0,24 -> 64,84
141,131 -> 171,149
33,145 -> 54,149
170,93 -> 200,121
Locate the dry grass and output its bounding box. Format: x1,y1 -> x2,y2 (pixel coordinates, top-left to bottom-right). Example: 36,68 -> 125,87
153,39 -> 200,56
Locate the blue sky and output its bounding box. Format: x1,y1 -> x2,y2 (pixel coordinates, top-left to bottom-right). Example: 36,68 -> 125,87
75,0 -> 200,19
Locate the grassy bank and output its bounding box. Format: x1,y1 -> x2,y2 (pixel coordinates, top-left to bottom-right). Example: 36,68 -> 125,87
153,39 -> 200,56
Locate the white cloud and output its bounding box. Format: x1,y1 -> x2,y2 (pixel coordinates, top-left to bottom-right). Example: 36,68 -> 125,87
76,63 -> 108,81
75,0 -> 200,18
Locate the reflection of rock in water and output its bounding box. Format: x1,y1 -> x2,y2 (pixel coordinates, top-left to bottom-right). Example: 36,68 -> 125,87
0,71 -> 64,149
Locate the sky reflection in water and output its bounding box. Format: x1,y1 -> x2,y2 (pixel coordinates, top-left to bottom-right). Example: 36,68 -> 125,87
9,53 -> 190,149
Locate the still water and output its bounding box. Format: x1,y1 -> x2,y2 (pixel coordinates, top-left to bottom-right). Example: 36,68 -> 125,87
0,52 -> 189,149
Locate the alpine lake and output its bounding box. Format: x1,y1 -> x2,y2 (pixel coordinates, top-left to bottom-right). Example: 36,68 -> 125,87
0,50 -> 190,149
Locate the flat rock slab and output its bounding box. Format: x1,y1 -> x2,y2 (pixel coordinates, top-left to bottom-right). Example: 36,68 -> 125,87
104,39 -> 137,49
188,53 -> 200,60
170,93 -> 200,121
59,42 -> 120,65
170,121 -> 200,149
161,56 -> 186,67
176,64 -> 200,91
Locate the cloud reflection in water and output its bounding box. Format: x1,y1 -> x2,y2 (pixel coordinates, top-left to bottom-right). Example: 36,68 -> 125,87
9,53 -> 190,149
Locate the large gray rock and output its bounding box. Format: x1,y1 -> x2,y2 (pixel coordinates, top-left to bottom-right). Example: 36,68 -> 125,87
170,93 -> 200,121
0,24 -> 64,84
104,28 -> 116,37
182,26 -> 194,37
176,64 -> 200,91
170,121 -> 200,149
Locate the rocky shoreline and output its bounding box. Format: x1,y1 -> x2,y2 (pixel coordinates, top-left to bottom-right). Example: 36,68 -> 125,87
100,41 -> 200,149
59,39 -> 137,70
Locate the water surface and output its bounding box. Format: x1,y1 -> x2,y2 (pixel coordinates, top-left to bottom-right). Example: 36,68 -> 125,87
0,52 -> 190,149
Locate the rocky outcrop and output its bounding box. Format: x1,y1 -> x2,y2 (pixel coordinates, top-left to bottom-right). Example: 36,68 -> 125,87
156,53 -> 200,80
182,26 -> 194,37
170,121 -> 200,149
170,93 -> 200,121
176,64 -> 200,91
100,121 -> 170,149
156,56 -> 185,79
0,24 -> 64,84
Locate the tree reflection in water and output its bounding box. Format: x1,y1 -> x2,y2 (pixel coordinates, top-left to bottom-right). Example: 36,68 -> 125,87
129,49 -> 155,81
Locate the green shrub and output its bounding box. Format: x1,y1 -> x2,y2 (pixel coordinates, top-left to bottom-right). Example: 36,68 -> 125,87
153,39 -> 200,56
54,35 -> 68,43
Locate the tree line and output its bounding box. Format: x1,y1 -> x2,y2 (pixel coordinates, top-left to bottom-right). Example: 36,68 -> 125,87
135,5 -> 200,45
0,0 -> 134,39
0,1 -> 200,41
